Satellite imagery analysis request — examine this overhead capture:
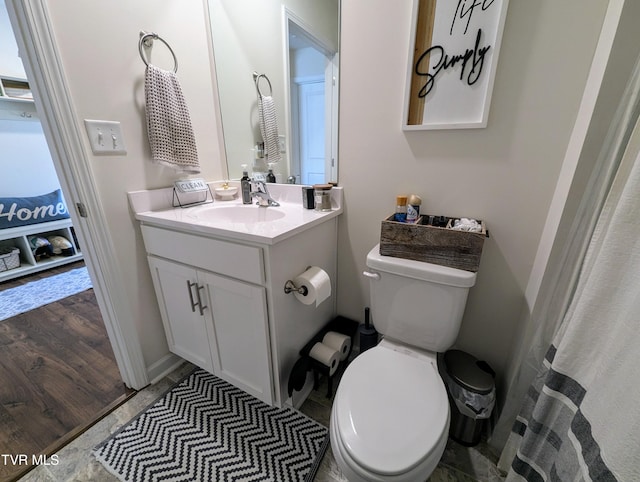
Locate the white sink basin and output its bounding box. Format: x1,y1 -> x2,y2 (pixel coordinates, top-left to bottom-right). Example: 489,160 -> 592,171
188,205 -> 286,224
129,183 -> 343,245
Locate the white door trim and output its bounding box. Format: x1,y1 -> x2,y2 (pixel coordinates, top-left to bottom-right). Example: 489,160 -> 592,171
328,52 -> 339,183
6,0 -> 148,389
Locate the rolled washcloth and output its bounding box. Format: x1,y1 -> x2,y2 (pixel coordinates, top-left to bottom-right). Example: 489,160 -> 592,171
452,218 -> 482,232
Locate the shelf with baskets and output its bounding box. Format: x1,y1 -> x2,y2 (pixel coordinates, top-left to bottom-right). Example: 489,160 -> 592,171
0,218 -> 83,282
0,75 -> 37,121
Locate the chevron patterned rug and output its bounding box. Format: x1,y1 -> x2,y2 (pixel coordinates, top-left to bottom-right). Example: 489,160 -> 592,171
93,369 -> 329,482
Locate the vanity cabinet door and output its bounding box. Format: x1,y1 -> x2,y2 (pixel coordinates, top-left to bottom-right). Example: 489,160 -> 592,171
147,256 -> 216,374
198,270 -> 273,405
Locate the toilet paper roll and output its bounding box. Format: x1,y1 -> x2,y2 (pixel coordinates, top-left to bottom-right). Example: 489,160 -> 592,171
293,266 -> 331,307
322,331 -> 351,361
309,342 -> 340,377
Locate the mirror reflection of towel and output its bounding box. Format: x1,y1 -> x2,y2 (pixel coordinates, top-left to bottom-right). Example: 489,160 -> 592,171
258,94 -> 281,163
144,64 -> 200,173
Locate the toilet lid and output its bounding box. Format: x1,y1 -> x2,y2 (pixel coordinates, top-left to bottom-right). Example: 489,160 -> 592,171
334,346 -> 450,476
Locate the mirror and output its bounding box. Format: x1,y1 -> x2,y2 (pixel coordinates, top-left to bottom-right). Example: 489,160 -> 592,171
207,0 -> 339,184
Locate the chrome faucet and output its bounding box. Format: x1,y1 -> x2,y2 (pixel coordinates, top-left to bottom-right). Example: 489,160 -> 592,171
250,180 -> 280,207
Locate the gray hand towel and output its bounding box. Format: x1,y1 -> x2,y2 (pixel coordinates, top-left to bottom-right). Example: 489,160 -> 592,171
144,64 -> 200,174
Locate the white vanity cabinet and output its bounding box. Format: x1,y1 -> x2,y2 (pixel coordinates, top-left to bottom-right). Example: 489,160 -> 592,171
147,256 -> 217,373
142,225 -> 273,405
130,183 -> 343,408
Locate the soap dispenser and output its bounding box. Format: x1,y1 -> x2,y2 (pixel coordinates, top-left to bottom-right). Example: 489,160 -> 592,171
266,163 -> 276,183
240,164 -> 252,204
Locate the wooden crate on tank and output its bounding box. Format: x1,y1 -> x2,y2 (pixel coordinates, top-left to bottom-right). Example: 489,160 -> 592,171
380,214 -> 488,272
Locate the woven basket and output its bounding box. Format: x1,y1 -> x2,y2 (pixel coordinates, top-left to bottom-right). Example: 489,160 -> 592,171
0,246 -> 20,272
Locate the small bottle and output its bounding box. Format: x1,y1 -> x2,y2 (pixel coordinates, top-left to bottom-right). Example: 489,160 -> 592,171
406,194 -> 422,223
266,163 -> 276,183
394,196 -> 408,222
313,184 -> 333,211
240,164 -> 252,204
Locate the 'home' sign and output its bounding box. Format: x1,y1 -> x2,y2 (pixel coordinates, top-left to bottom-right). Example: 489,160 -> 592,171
0,189 -> 70,229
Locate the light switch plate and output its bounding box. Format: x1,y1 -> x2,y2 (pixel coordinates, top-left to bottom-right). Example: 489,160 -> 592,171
84,119 -> 127,155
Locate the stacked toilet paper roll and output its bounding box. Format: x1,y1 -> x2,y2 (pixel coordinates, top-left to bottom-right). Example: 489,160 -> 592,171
293,266 -> 331,307
309,342 -> 340,376
322,331 -> 351,361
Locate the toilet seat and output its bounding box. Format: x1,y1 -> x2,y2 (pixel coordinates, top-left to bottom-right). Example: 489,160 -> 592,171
332,345 -> 450,477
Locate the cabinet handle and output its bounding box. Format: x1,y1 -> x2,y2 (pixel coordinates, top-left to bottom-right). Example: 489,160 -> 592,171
196,284 -> 208,316
186,280 -> 198,312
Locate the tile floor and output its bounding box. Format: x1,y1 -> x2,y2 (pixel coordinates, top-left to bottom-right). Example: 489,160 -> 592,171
17,362 -> 505,481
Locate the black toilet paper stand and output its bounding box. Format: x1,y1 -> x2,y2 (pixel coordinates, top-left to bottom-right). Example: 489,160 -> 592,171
288,316 -> 358,399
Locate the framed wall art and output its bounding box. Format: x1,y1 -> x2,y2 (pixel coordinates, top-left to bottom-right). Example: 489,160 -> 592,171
403,0 -> 509,130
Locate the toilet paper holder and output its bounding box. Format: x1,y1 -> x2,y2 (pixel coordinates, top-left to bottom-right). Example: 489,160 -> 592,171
284,279 -> 308,296
283,266 -> 312,295
288,316 -> 359,399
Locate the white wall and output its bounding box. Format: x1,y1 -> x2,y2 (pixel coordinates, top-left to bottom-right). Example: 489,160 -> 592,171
17,0 -> 618,398
40,0 -> 224,375
291,47 -> 326,79
337,0 -> 609,379
0,0 -> 24,79
0,120 -> 60,197
1,0 -> 59,198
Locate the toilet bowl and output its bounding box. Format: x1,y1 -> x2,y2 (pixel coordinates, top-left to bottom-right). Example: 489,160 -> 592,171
330,340 -> 450,482
330,245 -> 477,481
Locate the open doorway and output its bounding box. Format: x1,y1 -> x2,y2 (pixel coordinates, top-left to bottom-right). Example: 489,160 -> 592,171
286,14 -> 339,185
0,262 -> 134,480
0,4 -> 132,479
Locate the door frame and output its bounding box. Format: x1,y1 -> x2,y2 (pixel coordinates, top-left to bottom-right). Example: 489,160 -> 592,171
6,0 -> 148,389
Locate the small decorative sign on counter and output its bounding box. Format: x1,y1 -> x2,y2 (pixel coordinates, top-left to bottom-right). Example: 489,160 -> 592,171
403,0 -> 509,130
174,178 -> 208,193
172,178 -> 213,208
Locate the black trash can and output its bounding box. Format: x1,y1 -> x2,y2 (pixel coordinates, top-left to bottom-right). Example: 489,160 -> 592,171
442,350 -> 496,446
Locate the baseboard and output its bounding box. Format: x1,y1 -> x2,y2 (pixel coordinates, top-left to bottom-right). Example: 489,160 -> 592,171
146,353 -> 183,385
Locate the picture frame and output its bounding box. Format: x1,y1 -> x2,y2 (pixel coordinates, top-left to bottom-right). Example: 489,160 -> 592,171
403,0 -> 509,130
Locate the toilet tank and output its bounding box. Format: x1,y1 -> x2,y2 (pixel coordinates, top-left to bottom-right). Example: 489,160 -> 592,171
365,245 -> 477,352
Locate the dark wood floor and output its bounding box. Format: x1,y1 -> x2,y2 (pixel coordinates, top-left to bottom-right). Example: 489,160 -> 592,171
0,262 -> 134,482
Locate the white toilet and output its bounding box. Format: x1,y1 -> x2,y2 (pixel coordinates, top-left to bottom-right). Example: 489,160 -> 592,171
330,244 -> 477,481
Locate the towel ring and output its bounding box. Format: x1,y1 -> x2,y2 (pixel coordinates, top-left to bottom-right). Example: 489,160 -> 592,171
139,31 -> 178,73
253,72 -> 273,97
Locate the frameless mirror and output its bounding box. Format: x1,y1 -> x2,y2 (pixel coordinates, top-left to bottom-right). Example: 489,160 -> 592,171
207,0 -> 339,184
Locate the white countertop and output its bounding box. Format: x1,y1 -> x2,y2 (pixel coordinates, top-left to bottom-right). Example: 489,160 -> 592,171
128,183 -> 343,245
